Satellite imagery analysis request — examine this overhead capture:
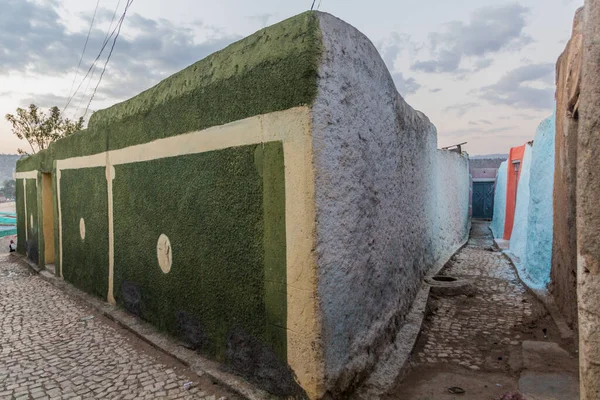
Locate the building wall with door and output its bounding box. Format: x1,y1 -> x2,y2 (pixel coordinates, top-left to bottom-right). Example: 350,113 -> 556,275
469,157 -> 502,219
470,157 -> 504,219
472,179 -> 495,219
15,11 -> 471,399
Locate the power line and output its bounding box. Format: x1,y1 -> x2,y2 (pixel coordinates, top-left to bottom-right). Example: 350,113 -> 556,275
311,0 -> 316,10
74,0 -> 122,118
84,0 -> 134,118
64,0 -> 122,113
317,0 -> 323,10
66,0 -> 101,108
63,0 -> 126,113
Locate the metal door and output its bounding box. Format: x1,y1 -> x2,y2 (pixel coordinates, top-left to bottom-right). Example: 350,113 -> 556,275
473,182 -> 495,219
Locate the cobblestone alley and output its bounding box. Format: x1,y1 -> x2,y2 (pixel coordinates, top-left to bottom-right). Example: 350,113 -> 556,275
386,220 -> 579,400
0,237 -> 237,400
0,222 -> 581,400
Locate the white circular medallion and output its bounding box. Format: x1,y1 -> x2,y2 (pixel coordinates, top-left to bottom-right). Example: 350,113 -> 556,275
80,218 -> 86,240
157,234 -> 172,274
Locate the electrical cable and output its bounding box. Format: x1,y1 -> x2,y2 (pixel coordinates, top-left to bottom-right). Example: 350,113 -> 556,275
83,0 -> 134,118
74,0 -> 122,118
65,0 -> 101,110
63,0 -> 128,113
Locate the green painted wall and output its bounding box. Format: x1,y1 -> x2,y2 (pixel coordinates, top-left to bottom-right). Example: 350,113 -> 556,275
15,181 -> 25,254
112,142 -> 286,364
258,143 -> 288,362
53,169 -> 61,276
25,179 -> 39,264
14,11 -> 321,396
15,11 -> 321,174
60,167 -> 109,299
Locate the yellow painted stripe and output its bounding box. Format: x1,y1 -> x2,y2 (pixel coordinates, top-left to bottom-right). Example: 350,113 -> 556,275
15,171 -> 38,179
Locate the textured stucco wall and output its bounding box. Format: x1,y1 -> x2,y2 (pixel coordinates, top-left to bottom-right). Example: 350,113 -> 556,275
436,150 -> 471,259
41,173 -> 55,264
312,13 -> 469,397
15,176 -> 41,259
504,145 -> 526,240
523,114 -> 555,289
60,167 -> 109,300
471,168 -> 498,180
25,179 -> 39,265
15,180 -> 26,254
15,11 -> 472,399
552,8 -> 583,330
14,12 -> 323,175
491,161 -> 508,239
577,1 -> 600,397
509,143 -> 533,261
16,12 -> 324,398
110,143 -> 293,395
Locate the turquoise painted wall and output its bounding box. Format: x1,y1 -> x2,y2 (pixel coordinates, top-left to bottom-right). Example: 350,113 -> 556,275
523,114 -> 556,288
491,161 -> 508,239
510,143 -> 533,259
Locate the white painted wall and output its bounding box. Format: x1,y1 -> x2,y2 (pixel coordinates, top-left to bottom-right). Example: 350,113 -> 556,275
435,150 -> 471,261
311,12 -> 471,395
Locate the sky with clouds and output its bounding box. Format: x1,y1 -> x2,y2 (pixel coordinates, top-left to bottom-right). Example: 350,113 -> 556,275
0,0 -> 583,155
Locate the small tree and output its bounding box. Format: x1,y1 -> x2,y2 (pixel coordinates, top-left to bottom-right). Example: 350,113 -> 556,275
5,104 -> 84,155
0,180 -> 15,199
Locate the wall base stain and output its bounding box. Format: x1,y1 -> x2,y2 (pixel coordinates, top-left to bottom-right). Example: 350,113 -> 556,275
225,329 -> 307,399
120,280 -> 142,317
176,311 -> 210,352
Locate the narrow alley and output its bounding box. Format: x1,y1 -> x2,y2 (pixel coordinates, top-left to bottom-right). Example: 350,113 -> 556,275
0,237 -> 237,400
387,221 -> 579,400
5,1 -> 600,397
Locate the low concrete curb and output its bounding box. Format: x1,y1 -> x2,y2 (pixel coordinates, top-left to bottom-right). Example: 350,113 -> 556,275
352,234 -> 470,399
10,253 -> 276,400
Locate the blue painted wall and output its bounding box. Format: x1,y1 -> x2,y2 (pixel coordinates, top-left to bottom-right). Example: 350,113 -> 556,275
523,114 -> 556,288
510,143 -> 533,260
491,160 -> 508,239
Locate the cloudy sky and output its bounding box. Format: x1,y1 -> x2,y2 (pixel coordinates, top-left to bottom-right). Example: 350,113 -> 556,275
0,0 -> 582,155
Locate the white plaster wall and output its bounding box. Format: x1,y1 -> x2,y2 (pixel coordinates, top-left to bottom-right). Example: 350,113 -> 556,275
435,150 -> 471,259
510,143 -> 533,260
491,161 -> 508,239
311,12 -> 469,395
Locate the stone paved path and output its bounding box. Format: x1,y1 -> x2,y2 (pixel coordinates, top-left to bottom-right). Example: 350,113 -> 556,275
413,222 -> 534,371
386,220 -> 576,400
0,238 -> 238,400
